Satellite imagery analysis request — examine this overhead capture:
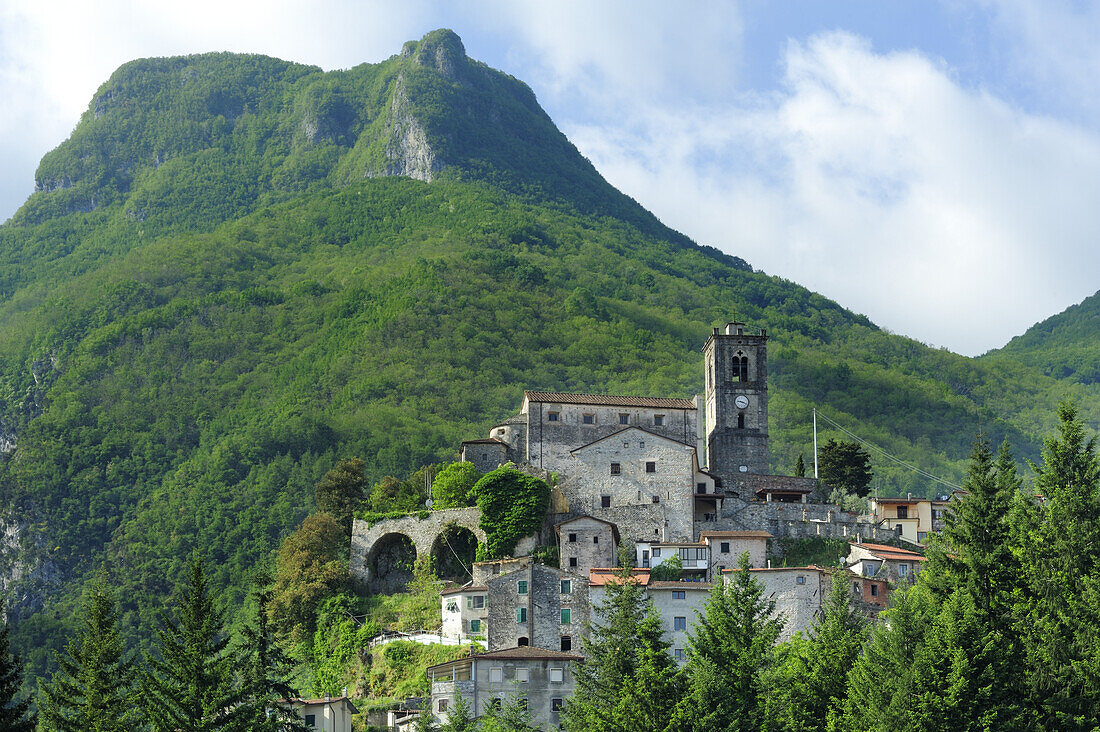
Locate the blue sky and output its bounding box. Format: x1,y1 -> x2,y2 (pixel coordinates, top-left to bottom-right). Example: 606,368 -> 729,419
1,1 -> 1097,355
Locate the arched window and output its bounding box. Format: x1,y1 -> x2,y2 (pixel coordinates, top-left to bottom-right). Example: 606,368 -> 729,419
732,352 -> 749,381
518,636 -> 530,646
737,412 -> 745,429
740,356 -> 749,381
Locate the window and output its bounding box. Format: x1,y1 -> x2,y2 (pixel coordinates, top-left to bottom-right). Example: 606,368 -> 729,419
917,531 -> 928,542
639,441 -> 645,448
560,634 -> 572,651
438,699 -> 448,712
897,505 -> 909,519
619,413 -> 630,424
582,413 -> 595,424
470,619 -> 481,633
674,649 -> 685,661
488,698 -> 502,710
551,698 -> 564,712
490,667 -> 504,683
652,548 -> 661,557
610,462 -> 621,475
624,441 -> 630,448
569,557 -> 578,568
561,608 -> 572,624
593,535 -> 599,544
697,482 -> 706,493
732,354 -> 748,381
679,547 -> 706,561
674,616 -> 687,631
568,533 -> 577,543
518,697 -> 528,712
446,601 -> 458,613
516,607 -> 527,623
305,715 -> 316,726
898,564 -> 909,577
797,575 -> 806,585
853,582 -> 860,593
645,461 -> 656,473
651,495 -> 660,504
547,411 -> 559,422
518,580 -> 528,595
737,412 -> 745,429
518,636 -> 529,646
654,415 -> 665,426
516,668 -> 529,683
550,668 -> 564,683
467,595 -> 485,609
720,542 -> 730,553
870,584 -> 879,597
561,579 -> 571,594
672,590 -> 686,599
601,495 -> 611,508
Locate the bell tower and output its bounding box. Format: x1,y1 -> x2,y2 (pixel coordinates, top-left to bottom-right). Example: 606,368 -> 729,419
703,321 -> 769,479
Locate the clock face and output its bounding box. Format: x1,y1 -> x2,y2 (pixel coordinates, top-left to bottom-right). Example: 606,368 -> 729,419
735,395 -> 749,409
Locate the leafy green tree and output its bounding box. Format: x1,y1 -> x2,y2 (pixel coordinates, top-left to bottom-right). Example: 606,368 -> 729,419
1018,401 -> 1100,729
143,555 -> 243,731
269,512 -> 348,645
314,457 -> 368,537
37,582 -> 137,732
480,692 -> 534,731
648,553 -> 683,582
610,613 -> 680,732
431,462 -> 481,509
439,693 -> 477,732
670,552 -> 782,732
413,708 -> 438,732
472,468 -> 549,559
818,439 -> 874,498
0,608 -> 34,731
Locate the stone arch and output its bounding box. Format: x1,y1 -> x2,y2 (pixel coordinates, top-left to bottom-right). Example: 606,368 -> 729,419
431,523 -> 478,583
366,532 -> 417,594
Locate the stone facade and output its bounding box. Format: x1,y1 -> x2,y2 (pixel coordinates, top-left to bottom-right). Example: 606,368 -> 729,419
556,516 -> 617,576
646,581 -> 712,664
441,585 -> 488,641
460,439 -> 509,473
487,563 -> 589,653
703,322 -> 769,480
733,566 -> 826,642
699,530 -> 771,574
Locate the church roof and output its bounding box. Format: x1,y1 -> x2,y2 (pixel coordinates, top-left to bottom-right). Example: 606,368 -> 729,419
569,426 -> 694,454
524,391 -> 696,409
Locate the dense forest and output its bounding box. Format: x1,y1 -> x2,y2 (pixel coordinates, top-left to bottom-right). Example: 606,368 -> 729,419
0,28 -> 1096,693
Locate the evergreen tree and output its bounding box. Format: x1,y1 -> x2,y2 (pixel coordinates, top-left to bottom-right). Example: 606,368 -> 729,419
413,708 -> 438,732
1018,402 -> 1100,729
818,440 -> 874,497
439,693 -> 477,732
610,613 -> 680,732
795,453 -> 806,477
670,552 -> 782,732
765,573 -> 867,731
235,577 -> 310,731
0,609 -> 33,732
314,457 -> 368,538
143,555 -> 243,731
480,693 -> 533,731
37,582 -> 137,732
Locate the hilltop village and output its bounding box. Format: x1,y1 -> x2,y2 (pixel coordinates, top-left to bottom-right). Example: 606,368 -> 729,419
351,323 -> 935,729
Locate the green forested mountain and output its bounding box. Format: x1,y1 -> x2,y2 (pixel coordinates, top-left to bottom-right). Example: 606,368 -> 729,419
984,289 -> 1100,385
0,29 -> 1097,673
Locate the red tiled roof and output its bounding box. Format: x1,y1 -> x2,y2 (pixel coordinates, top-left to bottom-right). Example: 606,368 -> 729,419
588,568 -> 650,586
698,530 -> 773,540
648,581 -> 713,590
852,542 -> 927,561
524,391 -> 695,409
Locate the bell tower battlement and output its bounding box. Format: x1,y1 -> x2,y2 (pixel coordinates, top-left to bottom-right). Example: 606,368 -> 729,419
702,322 -> 769,480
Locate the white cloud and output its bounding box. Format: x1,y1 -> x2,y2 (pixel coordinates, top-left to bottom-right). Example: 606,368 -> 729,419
566,32 -> 1100,355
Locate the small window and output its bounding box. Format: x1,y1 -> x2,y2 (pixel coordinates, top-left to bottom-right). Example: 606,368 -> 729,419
870,584 -> 879,597
624,441 -> 630,448
654,415 -> 665,426
470,619 -> 481,633
737,412 -> 745,429
561,608 -> 572,624
899,564 -> 909,577
639,441 -> 645,448
796,576 -> 806,585
568,533 -> 577,543
601,495 -> 611,508
473,596 -> 485,609
516,668 -> 529,683
897,506 -> 909,519
550,667 -> 564,683
593,535 -> 599,544
652,548 -> 661,558
674,648 -> 685,661
305,715 -> 316,726
619,413 -> 630,425
582,413 -> 595,424
551,698 -> 564,712
518,636 -> 529,646
488,698 -> 502,709
518,580 -> 528,595
516,607 -> 527,623
672,590 -> 686,599
569,557 -> 578,568
438,699 -> 448,712
561,579 -> 571,594
490,667 -> 504,683
560,635 -> 572,652
853,582 -> 860,593
720,542 -> 730,553
646,462 -> 656,473
651,495 -> 660,504
674,616 -> 687,631
547,411 -> 559,422
446,600 -> 458,613
610,463 -> 621,475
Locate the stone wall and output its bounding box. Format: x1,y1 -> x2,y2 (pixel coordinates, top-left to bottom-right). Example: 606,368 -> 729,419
557,516 -> 617,575
487,563 -> 589,652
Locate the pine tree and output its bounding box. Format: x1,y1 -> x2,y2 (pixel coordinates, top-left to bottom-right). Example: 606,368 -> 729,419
610,613 -> 680,732
143,555 -> 243,731
480,692 -> 533,731
37,582 -> 137,732
795,453 -> 806,477
235,577 -> 310,731
439,693 -> 477,732
413,708 -> 438,732
670,552 -> 782,732
0,609 -> 33,732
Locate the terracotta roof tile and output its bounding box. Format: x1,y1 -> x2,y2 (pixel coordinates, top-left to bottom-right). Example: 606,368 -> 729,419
648,581 -> 713,590
524,391 -> 695,409
698,530 -> 773,540
474,646 -> 584,661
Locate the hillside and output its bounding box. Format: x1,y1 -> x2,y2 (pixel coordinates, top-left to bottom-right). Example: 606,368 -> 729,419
985,289 -> 1100,386
0,29 -> 1097,674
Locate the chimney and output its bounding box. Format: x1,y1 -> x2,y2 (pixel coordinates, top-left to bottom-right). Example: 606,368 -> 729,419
907,492 -> 912,501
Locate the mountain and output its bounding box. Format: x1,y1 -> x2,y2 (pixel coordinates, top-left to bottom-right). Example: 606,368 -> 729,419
0,30 -> 1097,672
984,289 -> 1100,386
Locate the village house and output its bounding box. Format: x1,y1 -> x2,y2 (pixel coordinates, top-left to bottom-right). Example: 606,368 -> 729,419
555,515 -> 618,576
285,696 -> 359,732
440,584 -> 488,642
486,563 -> 589,652
846,541 -> 927,583
869,495 -> 948,545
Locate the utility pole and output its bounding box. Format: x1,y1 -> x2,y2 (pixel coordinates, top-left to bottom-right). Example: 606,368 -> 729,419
813,408 -> 819,479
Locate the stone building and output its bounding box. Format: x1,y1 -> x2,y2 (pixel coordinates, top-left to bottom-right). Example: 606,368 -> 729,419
703,322 -> 769,481
555,516 -> 617,576
441,584 -> 488,641
699,530 -> 771,574
846,541 -> 926,583
427,647 -> 582,730
646,580 -> 712,663
486,563 -> 589,653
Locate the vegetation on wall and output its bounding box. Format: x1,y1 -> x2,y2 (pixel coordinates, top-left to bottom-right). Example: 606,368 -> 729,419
472,467 -> 550,560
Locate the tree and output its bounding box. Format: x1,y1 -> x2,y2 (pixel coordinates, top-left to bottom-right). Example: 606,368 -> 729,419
610,613 -> 680,732
480,692 -> 534,731
794,453 -> 806,478
143,555 -> 243,731
235,576 -> 310,731
314,457 -> 368,538
431,462 -> 481,509
269,512 -> 348,645
648,553 -> 683,582
0,608 -> 34,732
439,693 -> 477,732
37,582 -> 137,732
818,439 -> 873,498
670,552 -> 782,732
413,709 -> 438,732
